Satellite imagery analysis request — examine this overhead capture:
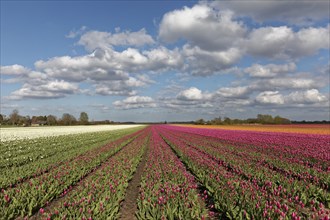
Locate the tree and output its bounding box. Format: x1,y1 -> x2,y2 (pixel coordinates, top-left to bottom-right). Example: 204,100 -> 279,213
61,113 -> 77,125
210,117 -> 222,125
19,115 -> 31,126
257,114 -> 274,124
195,119 -> 205,125
0,114 -> 3,124
10,109 -> 20,125
223,117 -> 232,125
274,115 -> 291,124
47,115 -> 57,126
79,112 -> 89,125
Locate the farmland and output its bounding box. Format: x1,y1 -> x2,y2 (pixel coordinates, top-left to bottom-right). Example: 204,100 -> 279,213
0,125 -> 329,219
178,124 -> 330,135
0,125 -> 143,142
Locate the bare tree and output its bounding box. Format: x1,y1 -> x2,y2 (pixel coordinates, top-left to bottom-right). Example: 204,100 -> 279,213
10,109 -> 20,125
47,115 -> 57,126
61,113 -> 77,125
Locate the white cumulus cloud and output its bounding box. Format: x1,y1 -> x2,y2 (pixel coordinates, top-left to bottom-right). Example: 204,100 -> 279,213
159,4 -> 246,51
244,63 -> 296,78
1,64 -> 30,75
245,25 -> 329,59
78,28 -> 154,51
182,45 -> 242,76
8,80 -> 79,100
113,96 -> 157,109
256,91 -> 284,105
285,89 -> 328,104
177,87 -> 212,101
212,0 -> 330,25
216,86 -> 250,98
268,78 -> 318,89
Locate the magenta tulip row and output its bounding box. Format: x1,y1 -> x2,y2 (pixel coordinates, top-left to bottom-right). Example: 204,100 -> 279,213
164,125 -> 330,164
39,127 -> 151,219
157,125 -> 329,219
136,127 -> 210,219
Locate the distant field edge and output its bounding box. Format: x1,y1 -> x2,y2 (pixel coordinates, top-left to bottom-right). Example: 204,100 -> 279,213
170,124 -> 330,135
0,124 -> 146,142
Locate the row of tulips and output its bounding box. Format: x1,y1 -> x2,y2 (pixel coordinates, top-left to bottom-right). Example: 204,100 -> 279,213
0,128 -> 145,220
0,129 -> 134,167
164,125 -> 330,188
0,127 -> 142,190
39,127 -> 151,220
158,125 -> 329,219
166,125 -> 330,169
136,127 -> 210,219
164,127 -> 329,201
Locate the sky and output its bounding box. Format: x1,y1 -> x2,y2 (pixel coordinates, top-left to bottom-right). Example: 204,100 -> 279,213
1,0 -> 329,122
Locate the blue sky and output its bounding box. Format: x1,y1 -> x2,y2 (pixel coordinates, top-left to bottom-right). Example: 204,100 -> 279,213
1,0 -> 329,122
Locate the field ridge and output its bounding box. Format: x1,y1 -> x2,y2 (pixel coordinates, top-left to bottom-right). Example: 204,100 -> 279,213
119,137 -> 149,220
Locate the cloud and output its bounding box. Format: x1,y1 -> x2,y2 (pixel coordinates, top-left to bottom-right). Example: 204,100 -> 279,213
114,48 -> 149,70
161,86 -> 253,114
212,0 -> 330,25
267,78 -> 319,90
244,68 -> 326,92
113,96 -> 157,109
159,4 -> 246,51
156,73 -> 328,117
319,63 -> 330,76
285,89 -> 328,104
143,46 -> 184,72
255,91 -> 284,105
1,64 -> 30,75
245,25 -> 329,59
182,45 -> 242,76
176,87 -> 212,101
157,3 -> 329,76
216,86 -> 250,98
94,76 -> 149,97
66,26 -> 87,38
33,48 -> 155,96
34,50 -> 130,82
89,104 -> 111,112
8,80 -> 79,100
78,28 -> 154,51
255,89 -> 328,106
244,63 -> 296,78
2,1 -> 329,121
161,96 -> 215,111
3,46 -> 159,100
292,26 -> 330,57
0,103 -> 20,109
35,44 -> 185,81
157,87 -> 216,112
158,3 -> 245,75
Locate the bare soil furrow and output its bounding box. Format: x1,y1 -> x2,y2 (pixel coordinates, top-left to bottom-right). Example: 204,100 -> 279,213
119,142 -> 149,220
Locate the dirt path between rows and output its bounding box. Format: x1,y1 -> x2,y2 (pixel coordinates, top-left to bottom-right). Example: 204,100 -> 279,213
119,145 -> 149,220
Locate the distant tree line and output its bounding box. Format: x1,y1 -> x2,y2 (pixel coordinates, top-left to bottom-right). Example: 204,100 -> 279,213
291,120 -> 330,124
195,114 -> 292,125
0,109 -> 107,126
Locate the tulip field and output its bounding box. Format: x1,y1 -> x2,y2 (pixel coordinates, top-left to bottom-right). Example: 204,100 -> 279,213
0,125 -> 329,219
